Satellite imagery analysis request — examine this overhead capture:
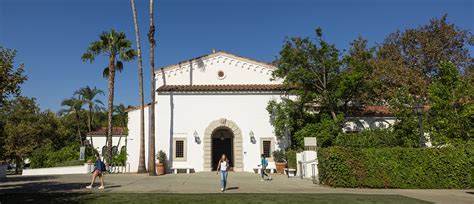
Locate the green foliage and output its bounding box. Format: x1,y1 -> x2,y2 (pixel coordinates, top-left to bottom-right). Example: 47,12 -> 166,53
285,149 -> 298,169
113,148 -> 127,166
334,129 -> 401,148
389,87 -> 424,147
293,114 -> 343,148
318,146 -> 473,189
30,144 -> 80,168
0,47 -> 28,106
427,62 -> 473,144
272,150 -> 286,162
156,150 -> 167,164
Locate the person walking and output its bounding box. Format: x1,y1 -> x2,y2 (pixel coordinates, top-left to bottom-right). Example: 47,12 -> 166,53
259,154 -> 272,181
216,154 -> 229,192
86,154 -> 106,189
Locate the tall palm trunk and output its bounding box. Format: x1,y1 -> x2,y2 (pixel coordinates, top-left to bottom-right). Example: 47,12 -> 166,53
148,0 -> 157,176
106,55 -> 116,165
131,0 -> 147,173
88,103 -> 94,148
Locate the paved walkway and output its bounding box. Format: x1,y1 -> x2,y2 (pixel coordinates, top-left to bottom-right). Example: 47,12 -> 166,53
1,172 -> 472,204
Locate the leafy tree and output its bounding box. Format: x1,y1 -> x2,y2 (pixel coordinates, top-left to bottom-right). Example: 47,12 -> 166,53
273,28 -> 342,121
388,86 -> 427,147
75,86 -> 104,147
428,62 -> 473,144
339,36 -> 378,108
82,29 -> 137,163
269,29 -> 376,149
1,97 -> 47,173
372,15 -> 474,99
0,47 -> 27,106
59,98 -> 84,146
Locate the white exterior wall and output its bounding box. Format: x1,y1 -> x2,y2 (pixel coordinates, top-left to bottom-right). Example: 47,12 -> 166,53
128,93 -> 283,173
155,52 -> 282,87
127,52 -> 284,173
22,163 -> 93,176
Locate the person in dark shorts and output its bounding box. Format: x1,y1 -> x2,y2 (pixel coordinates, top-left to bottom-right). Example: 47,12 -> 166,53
86,155 -> 106,189
259,154 -> 272,181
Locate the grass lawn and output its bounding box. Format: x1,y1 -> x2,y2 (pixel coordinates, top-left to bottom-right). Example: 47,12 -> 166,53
0,193 -> 431,204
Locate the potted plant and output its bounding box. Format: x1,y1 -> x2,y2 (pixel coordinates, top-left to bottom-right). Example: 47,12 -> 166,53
155,150 -> 167,175
272,150 -> 286,174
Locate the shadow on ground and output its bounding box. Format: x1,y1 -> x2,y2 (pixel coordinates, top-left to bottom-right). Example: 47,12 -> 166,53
0,175 -> 59,183
0,181 -> 121,193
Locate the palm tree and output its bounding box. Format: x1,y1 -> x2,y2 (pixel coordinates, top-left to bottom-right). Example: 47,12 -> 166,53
82,29 -> 137,164
131,0 -> 147,173
60,98 -> 84,146
148,0 -> 157,176
75,86 -> 104,148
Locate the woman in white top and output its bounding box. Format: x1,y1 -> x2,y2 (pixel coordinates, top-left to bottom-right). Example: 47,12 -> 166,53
216,154 -> 229,192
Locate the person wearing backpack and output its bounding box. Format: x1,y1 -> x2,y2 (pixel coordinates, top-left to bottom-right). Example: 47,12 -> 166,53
86,154 -> 106,190
259,154 -> 272,181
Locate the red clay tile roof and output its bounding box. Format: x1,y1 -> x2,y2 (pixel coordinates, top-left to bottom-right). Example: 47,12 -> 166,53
156,84 -> 286,92
87,127 -> 126,136
361,106 -> 391,115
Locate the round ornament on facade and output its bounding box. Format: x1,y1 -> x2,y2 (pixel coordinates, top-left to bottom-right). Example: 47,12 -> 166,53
217,70 -> 226,79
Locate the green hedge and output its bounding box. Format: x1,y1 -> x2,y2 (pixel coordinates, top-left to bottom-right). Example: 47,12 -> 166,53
334,129 -> 401,148
30,144 -> 80,168
318,146 -> 472,189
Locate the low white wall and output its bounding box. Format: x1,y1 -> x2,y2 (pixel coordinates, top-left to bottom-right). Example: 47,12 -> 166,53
22,163 -> 93,176
296,151 -> 318,179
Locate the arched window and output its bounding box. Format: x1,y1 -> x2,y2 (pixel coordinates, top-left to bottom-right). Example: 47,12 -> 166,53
112,146 -> 118,156
101,146 -> 107,156
370,119 -> 391,129
343,120 -> 365,133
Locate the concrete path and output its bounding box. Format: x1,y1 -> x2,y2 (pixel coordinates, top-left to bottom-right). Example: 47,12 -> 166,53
1,172 -> 472,204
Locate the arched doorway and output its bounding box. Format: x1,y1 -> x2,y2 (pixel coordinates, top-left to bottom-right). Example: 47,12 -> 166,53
211,128 -> 234,170
203,118 -> 243,171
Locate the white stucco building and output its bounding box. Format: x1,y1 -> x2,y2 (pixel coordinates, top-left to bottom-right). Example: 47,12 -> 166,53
127,51 -> 285,173
126,51 -> 396,173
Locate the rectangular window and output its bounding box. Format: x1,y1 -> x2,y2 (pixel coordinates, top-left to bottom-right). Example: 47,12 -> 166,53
175,140 -> 184,158
173,137 -> 187,161
262,140 -> 271,158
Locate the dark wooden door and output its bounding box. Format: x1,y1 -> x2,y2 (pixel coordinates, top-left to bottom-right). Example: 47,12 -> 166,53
212,137 -> 233,170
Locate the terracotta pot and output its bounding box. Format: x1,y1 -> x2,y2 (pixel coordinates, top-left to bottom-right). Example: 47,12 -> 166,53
156,163 -> 166,175
275,162 -> 286,174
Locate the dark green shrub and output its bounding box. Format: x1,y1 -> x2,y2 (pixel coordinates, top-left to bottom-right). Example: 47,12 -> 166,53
272,150 -> 286,162
318,146 -> 472,189
113,148 -> 127,166
334,129 -> 401,148
30,144 -> 80,168
294,115 -> 343,148
286,149 -> 298,169
156,150 -> 167,164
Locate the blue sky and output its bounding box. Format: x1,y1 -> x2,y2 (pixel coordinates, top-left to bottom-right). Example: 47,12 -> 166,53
1,0 -> 473,111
